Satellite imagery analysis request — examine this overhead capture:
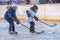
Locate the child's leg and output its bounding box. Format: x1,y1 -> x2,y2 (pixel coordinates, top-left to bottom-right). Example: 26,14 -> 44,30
9,20 -> 18,34
30,21 -> 35,33
9,21 -> 15,32
6,19 -> 15,33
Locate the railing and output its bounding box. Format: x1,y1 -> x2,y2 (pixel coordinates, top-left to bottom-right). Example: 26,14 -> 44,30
0,0 -> 60,5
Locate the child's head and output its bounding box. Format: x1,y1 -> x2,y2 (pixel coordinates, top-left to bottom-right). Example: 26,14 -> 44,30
11,3 -> 17,10
30,5 -> 38,13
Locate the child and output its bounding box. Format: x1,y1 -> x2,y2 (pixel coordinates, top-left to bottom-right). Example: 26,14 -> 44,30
4,4 -> 20,34
26,5 -> 38,33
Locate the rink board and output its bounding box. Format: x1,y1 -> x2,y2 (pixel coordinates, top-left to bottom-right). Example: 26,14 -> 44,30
0,4 -> 60,22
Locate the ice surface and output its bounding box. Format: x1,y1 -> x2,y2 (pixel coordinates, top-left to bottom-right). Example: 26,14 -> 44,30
0,20 -> 60,40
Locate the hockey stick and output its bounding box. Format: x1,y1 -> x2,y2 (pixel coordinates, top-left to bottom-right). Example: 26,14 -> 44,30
39,20 -> 57,27
19,22 -> 44,34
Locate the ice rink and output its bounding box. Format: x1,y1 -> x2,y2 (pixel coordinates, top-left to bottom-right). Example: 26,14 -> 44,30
0,20 -> 60,40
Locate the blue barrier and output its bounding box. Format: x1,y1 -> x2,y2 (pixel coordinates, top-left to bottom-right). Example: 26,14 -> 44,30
0,0 -> 25,5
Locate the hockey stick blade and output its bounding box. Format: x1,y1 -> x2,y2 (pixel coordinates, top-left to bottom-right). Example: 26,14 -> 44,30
34,31 -> 44,34
50,23 -> 57,27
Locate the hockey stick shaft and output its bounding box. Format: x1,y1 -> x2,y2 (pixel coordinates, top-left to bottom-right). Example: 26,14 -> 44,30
19,23 -> 29,29
39,20 -> 57,27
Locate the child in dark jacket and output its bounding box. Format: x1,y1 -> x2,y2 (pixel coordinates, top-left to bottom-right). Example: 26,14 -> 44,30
4,4 -> 20,34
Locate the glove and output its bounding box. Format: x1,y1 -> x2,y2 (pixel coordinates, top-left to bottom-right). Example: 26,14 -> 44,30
13,18 -> 20,24
34,16 -> 39,21
16,20 -> 20,24
13,18 -> 17,22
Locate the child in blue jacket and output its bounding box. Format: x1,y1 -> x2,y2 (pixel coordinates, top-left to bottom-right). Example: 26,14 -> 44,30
4,4 -> 20,34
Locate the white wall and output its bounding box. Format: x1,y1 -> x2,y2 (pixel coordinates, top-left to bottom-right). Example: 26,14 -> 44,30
30,0 -> 39,4
0,0 -> 10,1
0,4 -> 60,19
